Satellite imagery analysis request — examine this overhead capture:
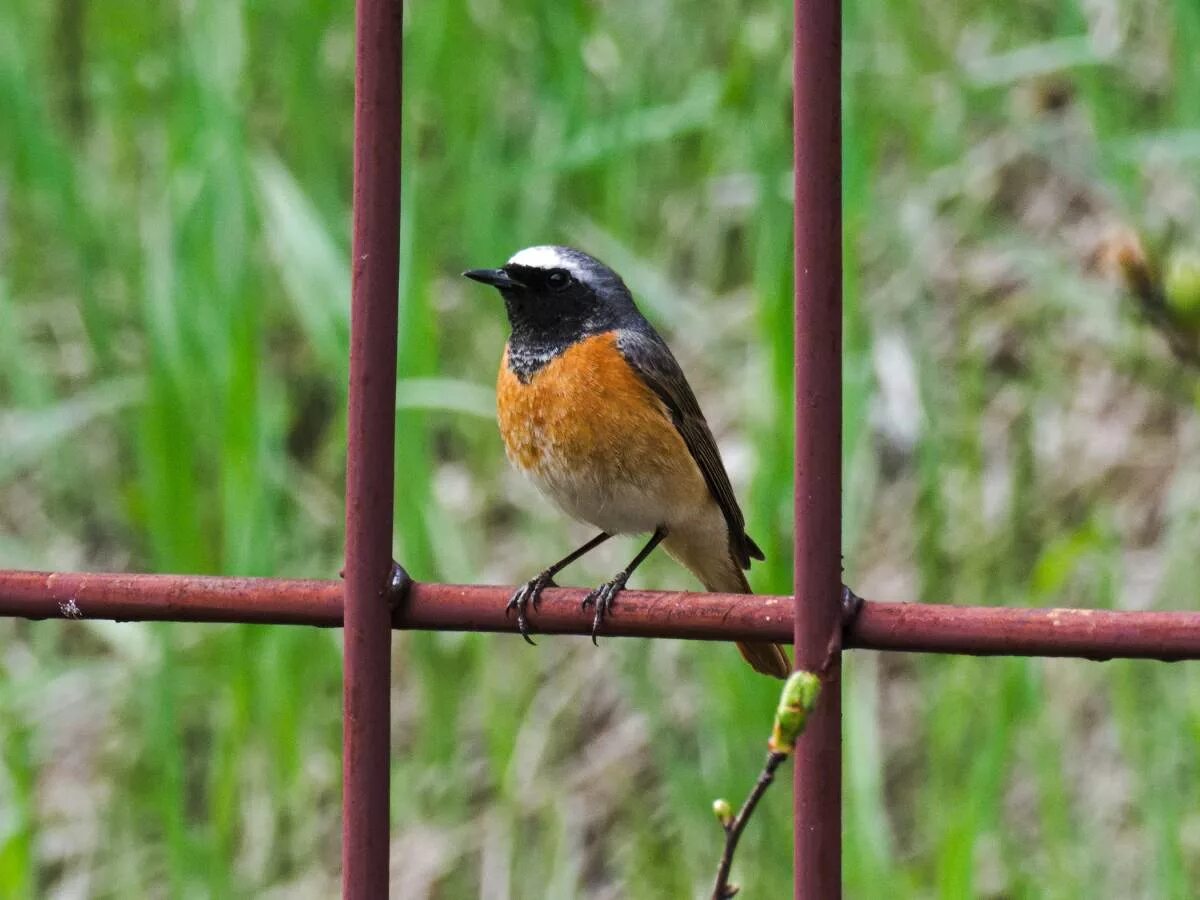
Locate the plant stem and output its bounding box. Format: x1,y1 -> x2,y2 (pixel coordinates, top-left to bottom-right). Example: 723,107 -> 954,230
710,750 -> 789,899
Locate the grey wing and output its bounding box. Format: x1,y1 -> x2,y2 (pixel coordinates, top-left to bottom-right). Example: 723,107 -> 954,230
617,328 -> 765,569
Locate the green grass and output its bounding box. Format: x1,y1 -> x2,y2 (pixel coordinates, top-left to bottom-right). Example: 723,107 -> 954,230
2,0 -> 1199,896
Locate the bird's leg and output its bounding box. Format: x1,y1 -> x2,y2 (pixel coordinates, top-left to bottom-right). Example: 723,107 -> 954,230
508,531 -> 611,645
582,526 -> 667,645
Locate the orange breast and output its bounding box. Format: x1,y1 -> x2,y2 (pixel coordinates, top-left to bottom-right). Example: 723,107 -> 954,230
496,332 -> 699,489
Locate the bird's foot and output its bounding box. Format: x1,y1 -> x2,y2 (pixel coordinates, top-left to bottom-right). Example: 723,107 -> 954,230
506,570 -> 558,645
581,572 -> 629,645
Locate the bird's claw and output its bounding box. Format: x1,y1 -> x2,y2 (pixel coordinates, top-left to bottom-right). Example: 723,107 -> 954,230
581,572 -> 628,645
506,571 -> 558,645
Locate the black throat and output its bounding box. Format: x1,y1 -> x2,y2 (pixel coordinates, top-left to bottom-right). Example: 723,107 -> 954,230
504,317 -> 597,382
496,258 -> 645,382
503,294 -> 628,383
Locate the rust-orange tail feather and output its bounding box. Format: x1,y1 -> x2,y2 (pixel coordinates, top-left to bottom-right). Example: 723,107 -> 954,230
727,566 -> 791,678
663,526 -> 790,678
669,543 -> 790,678
736,637 -> 792,679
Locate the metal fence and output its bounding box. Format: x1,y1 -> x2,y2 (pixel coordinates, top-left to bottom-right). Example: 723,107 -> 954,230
2,0 -> 1200,897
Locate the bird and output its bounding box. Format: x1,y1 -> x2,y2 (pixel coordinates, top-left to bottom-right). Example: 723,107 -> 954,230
463,245 -> 790,678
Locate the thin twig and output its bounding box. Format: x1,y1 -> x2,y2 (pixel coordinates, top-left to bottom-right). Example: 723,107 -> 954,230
711,750 -> 789,899
1132,282 -> 1200,369
1116,240 -> 1200,370
708,588 -> 859,897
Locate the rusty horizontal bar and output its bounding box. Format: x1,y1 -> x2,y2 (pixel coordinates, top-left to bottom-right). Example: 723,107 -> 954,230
0,571 -> 344,625
0,571 -> 791,640
846,602 -> 1200,661
2,570 -> 1199,661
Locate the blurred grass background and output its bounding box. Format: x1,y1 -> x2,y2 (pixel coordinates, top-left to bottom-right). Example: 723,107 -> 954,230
2,0 -> 1199,896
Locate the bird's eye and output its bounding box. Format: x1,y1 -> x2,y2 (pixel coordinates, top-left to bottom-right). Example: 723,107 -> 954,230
546,269 -> 571,291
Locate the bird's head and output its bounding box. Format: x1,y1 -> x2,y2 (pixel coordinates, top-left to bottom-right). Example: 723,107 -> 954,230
464,246 -> 638,348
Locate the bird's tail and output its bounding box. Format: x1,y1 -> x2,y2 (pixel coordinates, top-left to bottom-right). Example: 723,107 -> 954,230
725,567 -> 792,679
666,532 -> 791,679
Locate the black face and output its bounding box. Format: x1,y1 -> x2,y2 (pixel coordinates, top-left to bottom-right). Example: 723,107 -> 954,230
505,264 -> 575,296
464,247 -> 643,379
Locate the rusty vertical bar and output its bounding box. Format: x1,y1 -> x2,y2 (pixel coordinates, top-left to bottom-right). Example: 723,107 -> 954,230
343,0 -> 402,894
793,0 -> 843,896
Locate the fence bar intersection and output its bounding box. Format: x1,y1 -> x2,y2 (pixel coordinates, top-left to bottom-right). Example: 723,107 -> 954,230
793,0 -> 844,896
342,0 -> 403,894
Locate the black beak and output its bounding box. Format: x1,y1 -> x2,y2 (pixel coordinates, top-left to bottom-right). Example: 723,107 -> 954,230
463,268 -> 523,290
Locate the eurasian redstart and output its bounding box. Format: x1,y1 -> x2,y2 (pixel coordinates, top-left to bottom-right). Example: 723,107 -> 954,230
464,245 -> 790,678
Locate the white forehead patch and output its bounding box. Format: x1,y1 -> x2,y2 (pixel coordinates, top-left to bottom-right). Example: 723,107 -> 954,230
506,245 -> 585,279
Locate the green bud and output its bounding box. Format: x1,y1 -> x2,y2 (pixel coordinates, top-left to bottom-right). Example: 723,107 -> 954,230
1165,250 -> 1200,327
712,798 -> 733,827
769,670 -> 821,754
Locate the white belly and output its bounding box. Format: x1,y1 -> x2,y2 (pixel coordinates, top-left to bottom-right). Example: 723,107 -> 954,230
527,458 -> 700,535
